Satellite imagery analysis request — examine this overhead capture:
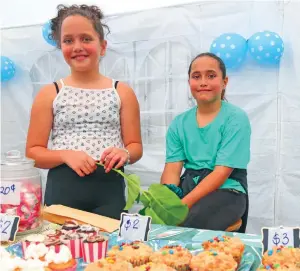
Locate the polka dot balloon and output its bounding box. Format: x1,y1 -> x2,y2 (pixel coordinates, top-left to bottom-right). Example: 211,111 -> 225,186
1,56 -> 16,82
210,33 -> 248,69
248,31 -> 284,65
42,21 -> 56,47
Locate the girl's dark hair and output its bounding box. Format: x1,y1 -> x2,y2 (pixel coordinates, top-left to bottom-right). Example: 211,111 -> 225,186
50,4 -> 110,48
188,52 -> 227,100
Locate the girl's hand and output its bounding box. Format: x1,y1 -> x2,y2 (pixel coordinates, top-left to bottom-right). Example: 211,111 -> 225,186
61,150 -> 97,177
100,147 -> 129,173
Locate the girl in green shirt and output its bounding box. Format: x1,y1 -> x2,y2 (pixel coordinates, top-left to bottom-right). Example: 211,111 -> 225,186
161,53 -> 251,232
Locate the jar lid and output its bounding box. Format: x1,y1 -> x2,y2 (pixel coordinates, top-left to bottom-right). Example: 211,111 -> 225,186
1,150 -> 34,167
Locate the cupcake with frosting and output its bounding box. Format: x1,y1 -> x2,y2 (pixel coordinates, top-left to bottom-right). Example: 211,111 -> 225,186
81,234 -> 109,263
21,234 -> 45,255
61,220 -> 80,233
190,250 -> 237,271
107,241 -> 153,267
84,257 -> 134,271
45,245 -> 77,271
60,231 -> 84,259
24,243 -> 49,261
1,247 -> 51,271
149,245 -> 192,271
76,224 -> 98,237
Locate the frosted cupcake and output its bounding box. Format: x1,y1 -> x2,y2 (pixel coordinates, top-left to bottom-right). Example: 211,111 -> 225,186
61,220 -> 80,233
81,234 -> 109,263
45,245 -> 77,271
24,243 -> 49,261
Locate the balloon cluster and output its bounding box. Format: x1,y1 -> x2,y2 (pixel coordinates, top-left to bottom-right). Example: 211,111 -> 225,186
210,30 -> 284,69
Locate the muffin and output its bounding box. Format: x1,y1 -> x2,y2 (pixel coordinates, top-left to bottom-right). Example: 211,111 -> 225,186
257,263 -> 300,270
149,245 -> 192,271
107,241 -> 153,267
45,245 -> 77,271
262,247 -> 300,268
190,250 -> 238,271
84,257 -> 134,271
81,234 -> 109,263
202,235 -> 245,264
134,262 -> 177,271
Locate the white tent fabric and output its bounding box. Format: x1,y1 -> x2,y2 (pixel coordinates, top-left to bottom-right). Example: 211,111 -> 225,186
1,1 -> 300,234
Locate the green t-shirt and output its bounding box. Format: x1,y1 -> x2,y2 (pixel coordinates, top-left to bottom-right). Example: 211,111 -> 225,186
166,101 -> 251,193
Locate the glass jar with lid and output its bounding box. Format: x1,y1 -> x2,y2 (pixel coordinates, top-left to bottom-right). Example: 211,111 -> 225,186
0,150 -> 43,235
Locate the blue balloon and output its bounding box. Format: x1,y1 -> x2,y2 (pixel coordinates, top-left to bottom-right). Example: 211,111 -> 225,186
210,33 -> 248,69
1,56 -> 16,82
248,31 -> 284,65
42,21 -> 56,46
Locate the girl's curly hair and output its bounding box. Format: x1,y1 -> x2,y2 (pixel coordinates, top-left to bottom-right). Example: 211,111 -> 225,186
50,4 -> 110,48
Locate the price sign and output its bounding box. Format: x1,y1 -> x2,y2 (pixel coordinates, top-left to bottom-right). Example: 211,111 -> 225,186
118,213 -> 151,242
0,182 -> 21,205
0,214 -> 20,242
262,226 -> 300,252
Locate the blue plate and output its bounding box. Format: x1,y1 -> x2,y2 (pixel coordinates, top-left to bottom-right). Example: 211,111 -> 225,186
6,239 -> 256,271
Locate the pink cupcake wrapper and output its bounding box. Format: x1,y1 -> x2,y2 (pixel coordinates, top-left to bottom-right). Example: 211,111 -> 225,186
81,240 -> 108,263
62,239 -> 82,259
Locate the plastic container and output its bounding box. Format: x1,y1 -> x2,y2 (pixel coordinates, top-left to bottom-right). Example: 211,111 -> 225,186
0,150 -> 43,235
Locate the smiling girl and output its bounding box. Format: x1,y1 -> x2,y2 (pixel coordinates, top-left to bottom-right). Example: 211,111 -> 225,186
26,5 -> 142,219
161,53 -> 251,231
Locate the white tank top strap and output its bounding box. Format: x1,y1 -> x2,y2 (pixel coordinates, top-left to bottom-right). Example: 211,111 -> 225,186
112,79 -> 115,89
60,79 -> 65,87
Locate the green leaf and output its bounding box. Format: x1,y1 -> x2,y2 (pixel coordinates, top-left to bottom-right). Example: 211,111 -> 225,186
123,174 -> 141,210
140,184 -> 189,226
139,206 -> 166,225
139,190 -> 151,207
96,163 -> 141,211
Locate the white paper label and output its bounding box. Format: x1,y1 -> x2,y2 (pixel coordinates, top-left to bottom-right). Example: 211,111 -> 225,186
0,214 -> 20,242
0,182 -> 21,205
118,213 -> 151,242
268,227 -> 294,249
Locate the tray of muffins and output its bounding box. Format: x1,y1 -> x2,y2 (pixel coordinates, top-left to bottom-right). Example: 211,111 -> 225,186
3,219 -> 300,271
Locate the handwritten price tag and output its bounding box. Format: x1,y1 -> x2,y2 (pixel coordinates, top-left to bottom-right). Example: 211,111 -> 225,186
0,182 -> 21,205
0,214 -> 20,242
118,213 -> 151,242
262,226 -> 300,252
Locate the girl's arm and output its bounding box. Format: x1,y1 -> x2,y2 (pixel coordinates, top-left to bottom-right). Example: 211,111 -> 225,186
181,166 -> 233,208
160,161 -> 183,186
119,82 -> 143,164
26,84 -> 66,169
101,82 -> 143,172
